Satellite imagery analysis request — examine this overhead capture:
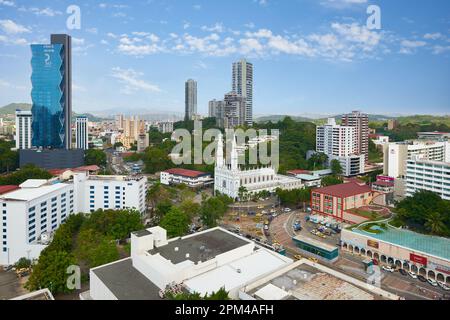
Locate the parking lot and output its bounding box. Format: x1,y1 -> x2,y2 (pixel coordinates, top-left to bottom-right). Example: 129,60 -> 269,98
0,269 -> 29,300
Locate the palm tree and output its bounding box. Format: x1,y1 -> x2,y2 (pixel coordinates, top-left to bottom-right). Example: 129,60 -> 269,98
425,212 -> 446,235
238,186 -> 248,202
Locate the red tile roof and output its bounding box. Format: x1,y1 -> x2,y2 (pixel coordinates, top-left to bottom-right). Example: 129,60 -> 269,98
164,168 -> 209,178
0,185 -> 19,195
73,165 -> 100,172
313,182 -> 372,198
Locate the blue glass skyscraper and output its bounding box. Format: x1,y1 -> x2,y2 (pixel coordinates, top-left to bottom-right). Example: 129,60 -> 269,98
31,34 -> 72,149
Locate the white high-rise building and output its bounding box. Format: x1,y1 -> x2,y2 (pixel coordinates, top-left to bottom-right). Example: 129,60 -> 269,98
316,118 -> 365,176
232,59 -> 253,126
75,116 -> 89,150
342,111 -> 369,162
15,110 -> 32,150
185,79 -> 197,121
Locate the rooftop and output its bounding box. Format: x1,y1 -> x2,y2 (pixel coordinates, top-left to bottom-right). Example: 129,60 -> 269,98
0,182 -> 70,202
313,182 -> 372,198
351,225 -> 450,261
163,168 -> 210,178
149,228 -> 250,264
91,258 -> 163,300
287,169 -> 311,175
0,185 -> 19,196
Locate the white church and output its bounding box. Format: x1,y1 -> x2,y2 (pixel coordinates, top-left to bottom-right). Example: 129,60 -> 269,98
214,133 -> 303,200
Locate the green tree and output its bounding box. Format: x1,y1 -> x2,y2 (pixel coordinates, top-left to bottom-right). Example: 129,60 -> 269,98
159,207 -> 190,237
330,159 -> 343,175
26,250 -> 77,294
85,149 -> 106,167
75,229 -> 119,268
0,164 -> 52,186
113,142 -> 123,149
200,197 -> 228,228
14,257 -> 32,269
425,212 -> 447,236
238,186 -> 248,202
320,175 -> 343,187
179,199 -> 200,219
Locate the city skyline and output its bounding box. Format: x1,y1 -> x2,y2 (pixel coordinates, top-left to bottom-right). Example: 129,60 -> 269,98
0,0 -> 449,117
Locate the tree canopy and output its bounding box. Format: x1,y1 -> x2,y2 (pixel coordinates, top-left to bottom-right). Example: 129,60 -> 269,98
0,164 -> 52,185
159,207 -> 191,237
85,149 -> 107,167
0,139 -> 19,173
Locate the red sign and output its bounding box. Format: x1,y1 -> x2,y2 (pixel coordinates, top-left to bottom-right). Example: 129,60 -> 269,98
410,253 -> 427,266
377,175 -> 394,182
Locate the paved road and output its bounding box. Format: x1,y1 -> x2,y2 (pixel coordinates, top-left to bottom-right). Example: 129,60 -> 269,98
0,270 -> 28,300
268,211 -> 449,300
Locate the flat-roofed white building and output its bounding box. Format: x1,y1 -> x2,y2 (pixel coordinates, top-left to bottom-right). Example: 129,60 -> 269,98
84,227 -> 292,300
160,168 -> 213,189
15,110 -> 32,150
0,180 -> 75,265
73,172 -> 147,214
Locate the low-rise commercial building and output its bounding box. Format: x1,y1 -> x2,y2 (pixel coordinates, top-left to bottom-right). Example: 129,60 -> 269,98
341,225 -> 450,285
83,227 -> 292,300
311,182 -> 375,224
160,168 -> 214,189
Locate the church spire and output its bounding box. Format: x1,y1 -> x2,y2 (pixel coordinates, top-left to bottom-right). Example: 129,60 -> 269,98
216,133 -> 224,168
231,133 -> 238,170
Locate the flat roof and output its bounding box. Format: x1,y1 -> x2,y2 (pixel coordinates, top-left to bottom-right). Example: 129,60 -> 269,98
292,235 -> 339,252
0,182 -> 70,201
132,229 -> 152,238
149,229 -> 250,264
350,226 -> 450,261
91,258 -> 163,300
313,182 -> 372,198
184,249 -> 291,296
19,179 -> 48,188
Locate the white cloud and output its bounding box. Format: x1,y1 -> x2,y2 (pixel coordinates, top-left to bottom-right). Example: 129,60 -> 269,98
0,19 -> 30,34
0,0 -> 15,7
29,7 -> 62,16
254,0 -> 268,6
111,67 -> 161,94
0,78 -> 26,90
0,34 -> 28,46
193,4 -> 201,10
72,37 -> 85,45
432,45 -> 450,54
399,39 -> 426,54
320,0 -> 367,9
86,28 -> 98,35
201,23 -> 225,33
423,33 -> 442,40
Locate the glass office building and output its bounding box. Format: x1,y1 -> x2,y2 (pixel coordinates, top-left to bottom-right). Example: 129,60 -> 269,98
31,34 -> 72,149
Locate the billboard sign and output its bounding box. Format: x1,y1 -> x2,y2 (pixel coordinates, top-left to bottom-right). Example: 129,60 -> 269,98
410,253 -> 427,266
367,239 -> 379,249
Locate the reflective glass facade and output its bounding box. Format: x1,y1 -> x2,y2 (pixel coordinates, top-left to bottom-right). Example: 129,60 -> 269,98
31,43 -> 68,149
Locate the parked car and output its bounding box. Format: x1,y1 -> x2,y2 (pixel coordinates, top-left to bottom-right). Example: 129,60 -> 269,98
308,257 -> 319,263
438,282 -> 450,291
408,271 -> 418,279
382,265 -> 395,273
427,278 -> 438,287
293,255 -> 303,261
261,210 -> 268,215
399,269 -> 407,276
372,259 -> 379,266
284,208 -> 291,212
418,275 -> 427,282
2,265 -> 13,272
264,225 -> 269,231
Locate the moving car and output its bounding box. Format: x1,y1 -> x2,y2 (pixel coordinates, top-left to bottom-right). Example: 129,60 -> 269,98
427,278 -> 438,287
382,265 -> 395,273
408,271 -> 418,279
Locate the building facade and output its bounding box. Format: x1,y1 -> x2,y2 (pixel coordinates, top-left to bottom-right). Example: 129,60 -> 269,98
342,111 -> 369,162
0,180 -> 75,265
311,182 -> 374,224
185,79 -> 197,121
73,172 -> 147,214
31,34 -> 72,150
214,134 -> 303,199
316,118 -> 365,176
75,116 -> 89,150
161,168 -> 214,188
157,121 -> 174,134
405,158 -> 450,200
15,110 -> 32,150
232,59 -> 253,126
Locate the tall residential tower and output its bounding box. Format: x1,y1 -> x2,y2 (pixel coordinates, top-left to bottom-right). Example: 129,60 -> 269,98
15,110 -> 32,150
232,59 -> 253,126
342,111 -> 369,162
75,116 -> 89,150
185,79 -> 197,121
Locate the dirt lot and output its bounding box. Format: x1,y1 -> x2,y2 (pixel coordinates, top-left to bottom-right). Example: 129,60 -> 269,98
0,269 -> 29,300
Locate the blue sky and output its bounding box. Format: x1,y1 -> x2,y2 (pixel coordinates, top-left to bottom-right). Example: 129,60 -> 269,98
0,0 -> 449,116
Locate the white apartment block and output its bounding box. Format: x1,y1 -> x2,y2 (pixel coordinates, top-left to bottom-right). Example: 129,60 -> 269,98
157,121 -> 174,134
342,111 -> 369,161
383,140 -> 450,178
405,158 -> 450,200
160,168 -> 213,188
15,110 -> 32,150
316,118 -> 365,176
0,180 -> 75,265
75,116 -> 89,150
73,172 -> 147,214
